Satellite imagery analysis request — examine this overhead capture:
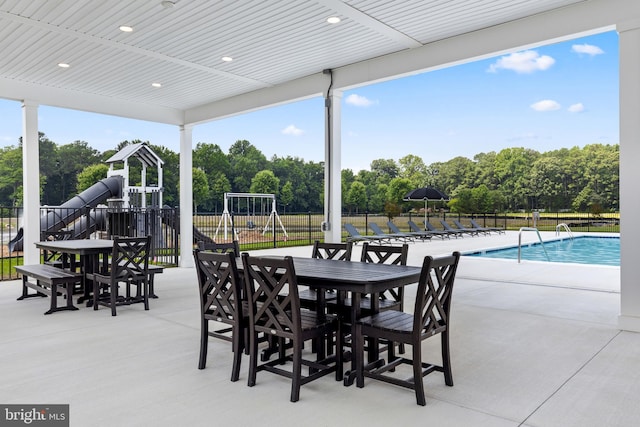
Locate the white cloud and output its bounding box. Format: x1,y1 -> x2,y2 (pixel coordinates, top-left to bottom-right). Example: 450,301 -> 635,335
345,94 -> 376,107
568,103 -> 585,113
571,44 -> 604,56
530,100 -> 561,111
281,124 -> 304,136
487,50 -> 555,73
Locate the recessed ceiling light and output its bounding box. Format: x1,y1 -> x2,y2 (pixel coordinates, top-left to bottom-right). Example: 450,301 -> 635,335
119,25 -> 134,32
327,16 -> 341,24
57,63 -> 70,68
151,82 -> 162,88
221,56 -> 233,62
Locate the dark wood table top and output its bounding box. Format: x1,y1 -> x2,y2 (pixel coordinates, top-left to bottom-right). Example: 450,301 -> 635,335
35,239 -> 114,255
240,256 -> 421,294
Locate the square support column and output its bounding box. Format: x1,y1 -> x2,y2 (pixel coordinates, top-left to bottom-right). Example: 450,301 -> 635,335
179,124 -> 194,268
618,23 -> 640,332
21,100 -> 40,264
323,89 -> 343,243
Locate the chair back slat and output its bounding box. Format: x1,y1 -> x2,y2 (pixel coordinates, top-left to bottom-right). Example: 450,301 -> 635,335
360,242 -> 408,266
111,236 -> 150,281
242,254 -> 300,339
197,240 -> 240,256
40,230 -> 74,266
194,250 -> 243,325
311,240 -> 353,261
414,252 -> 461,336
360,243 -> 408,302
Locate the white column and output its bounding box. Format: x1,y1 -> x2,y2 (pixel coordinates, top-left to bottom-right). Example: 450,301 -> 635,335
618,23 -> 640,332
22,101 -> 40,264
323,89 -> 343,243
179,124 -> 194,268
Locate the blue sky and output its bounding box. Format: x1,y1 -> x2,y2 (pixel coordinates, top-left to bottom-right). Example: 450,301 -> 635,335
0,30 -> 618,172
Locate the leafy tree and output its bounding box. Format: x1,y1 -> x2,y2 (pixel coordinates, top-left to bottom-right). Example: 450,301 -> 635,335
228,140 -> 267,192
77,164 -> 109,192
50,141 -> 101,203
370,158 -> 398,185
345,181 -> 367,214
280,181 -> 294,213
192,168 -> 210,213
398,154 -> 427,188
250,170 -> 280,195
493,147 -> 541,210
210,173 -> 232,213
0,146 -> 23,205
386,177 -> 414,208
148,144 -> 179,206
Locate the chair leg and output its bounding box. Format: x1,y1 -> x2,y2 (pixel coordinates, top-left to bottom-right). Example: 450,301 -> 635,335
412,342 -> 426,406
143,279 -> 149,311
442,331 -> 454,386
93,281 -> 99,311
110,283 -> 117,316
230,324 -> 242,382
247,330 -> 258,387
388,339 -> 397,369
290,341 -> 302,402
198,319 -> 208,370
355,324 -> 365,388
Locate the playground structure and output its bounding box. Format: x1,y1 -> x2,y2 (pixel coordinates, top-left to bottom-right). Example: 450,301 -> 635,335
8,143 -> 181,255
214,192 -> 287,241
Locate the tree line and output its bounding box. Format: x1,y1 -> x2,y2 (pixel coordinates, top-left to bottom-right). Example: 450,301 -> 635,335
0,133 -> 619,214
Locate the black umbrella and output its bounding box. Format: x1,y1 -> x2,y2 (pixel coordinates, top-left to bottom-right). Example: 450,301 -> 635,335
403,187 -> 449,223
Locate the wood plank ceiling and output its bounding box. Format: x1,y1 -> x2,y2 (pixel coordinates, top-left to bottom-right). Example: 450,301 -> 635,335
0,0 -> 585,121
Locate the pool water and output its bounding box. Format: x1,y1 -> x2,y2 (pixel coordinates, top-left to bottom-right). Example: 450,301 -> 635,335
466,236 -> 620,266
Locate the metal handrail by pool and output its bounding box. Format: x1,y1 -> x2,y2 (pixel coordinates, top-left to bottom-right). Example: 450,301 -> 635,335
518,227 -> 550,263
555,223 -> 574,239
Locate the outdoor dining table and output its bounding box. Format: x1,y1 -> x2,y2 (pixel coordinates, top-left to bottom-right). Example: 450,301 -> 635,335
35,239 -> 114,304
239,255 -> 422,385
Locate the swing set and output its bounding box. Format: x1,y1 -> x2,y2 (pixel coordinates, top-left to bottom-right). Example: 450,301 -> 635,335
214,192 -> 287,241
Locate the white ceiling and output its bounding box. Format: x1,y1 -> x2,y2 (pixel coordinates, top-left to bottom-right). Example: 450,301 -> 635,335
0,0 -> 634,126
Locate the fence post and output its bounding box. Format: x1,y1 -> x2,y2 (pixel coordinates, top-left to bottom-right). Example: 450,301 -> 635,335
272,211 -> 277,248
365,211 -> 369,234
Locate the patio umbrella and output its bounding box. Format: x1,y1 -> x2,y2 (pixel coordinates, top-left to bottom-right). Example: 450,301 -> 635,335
403,187 -> 449,223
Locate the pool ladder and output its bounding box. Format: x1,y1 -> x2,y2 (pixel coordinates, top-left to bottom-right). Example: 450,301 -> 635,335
555,223 -> 574,239
518,227 -> 550,263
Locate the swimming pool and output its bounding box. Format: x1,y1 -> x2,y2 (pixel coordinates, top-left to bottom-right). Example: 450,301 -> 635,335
465,236 -> 620,266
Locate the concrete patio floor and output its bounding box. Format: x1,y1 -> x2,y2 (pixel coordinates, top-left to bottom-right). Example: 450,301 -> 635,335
1,231 -> 636,427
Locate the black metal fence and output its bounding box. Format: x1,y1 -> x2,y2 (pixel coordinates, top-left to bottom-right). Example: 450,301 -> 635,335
0,206 -> 620,281
0,205 -> 179,280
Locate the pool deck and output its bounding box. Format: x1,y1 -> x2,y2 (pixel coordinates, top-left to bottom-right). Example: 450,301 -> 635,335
1,231 -> 636,427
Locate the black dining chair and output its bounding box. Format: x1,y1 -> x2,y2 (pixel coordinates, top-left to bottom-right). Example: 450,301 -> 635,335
197,240 -> 240,256
194,249 -> 246,381
241,254 -> 341,402
89,235 -> 151,316
354,251 -> 461,406
327,242 -> 408,316
298,240 -> 353,310
41,230 -> 75,269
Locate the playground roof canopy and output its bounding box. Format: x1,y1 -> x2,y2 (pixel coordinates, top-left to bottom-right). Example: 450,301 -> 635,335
106,143 -> 164,168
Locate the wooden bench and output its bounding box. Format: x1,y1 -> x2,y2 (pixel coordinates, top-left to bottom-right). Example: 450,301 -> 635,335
16,264 -> 83,315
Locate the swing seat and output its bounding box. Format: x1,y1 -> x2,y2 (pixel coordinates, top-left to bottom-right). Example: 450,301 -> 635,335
247,220 -> 256,230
